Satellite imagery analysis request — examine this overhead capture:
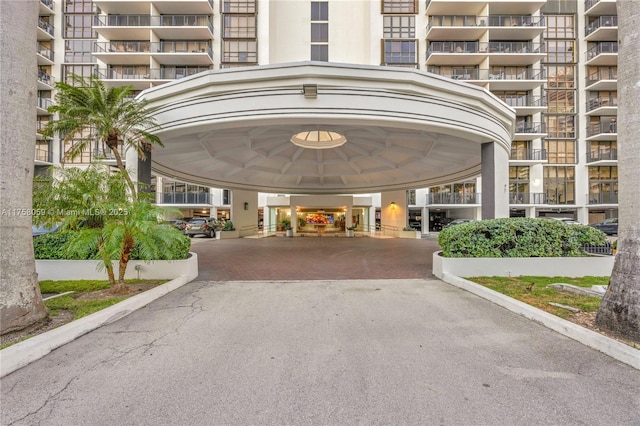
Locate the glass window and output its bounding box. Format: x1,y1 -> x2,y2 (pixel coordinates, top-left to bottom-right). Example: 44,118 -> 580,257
64,14 -> 96,38
311,23 -> 328,42
383,40 -> 417,64
383,15 -> 415,38
223,0 -> 256,14
544,166 -> 575,204
382,0 -> 417,14
311,44 -> 328,61
223,15 -> 256,38
222,41 -> 257,63
311,2 -> 329,21
545,140 -> 576,164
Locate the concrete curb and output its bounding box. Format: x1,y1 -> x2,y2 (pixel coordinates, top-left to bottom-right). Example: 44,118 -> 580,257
0,275 -> 193,378
441,272 -> 640,370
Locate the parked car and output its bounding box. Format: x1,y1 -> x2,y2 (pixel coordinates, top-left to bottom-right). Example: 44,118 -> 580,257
167,219 -> 187,232
184,218 -> 219,238
589,218 -> 618,235
32,224 -> 59,237
544,217 -> 581,225
442,219 -> 475,229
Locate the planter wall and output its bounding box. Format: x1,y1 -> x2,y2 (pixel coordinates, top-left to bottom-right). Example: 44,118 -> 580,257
399,230 -> 421,239
433,251 -> 614,278
216,230 -> 240,239
36,252 -> 199,281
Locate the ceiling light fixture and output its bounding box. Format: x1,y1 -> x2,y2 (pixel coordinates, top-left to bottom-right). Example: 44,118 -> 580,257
290,130 -> 347,150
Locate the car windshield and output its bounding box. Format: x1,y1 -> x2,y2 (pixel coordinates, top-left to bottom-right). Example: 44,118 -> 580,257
190,219 -> 206,224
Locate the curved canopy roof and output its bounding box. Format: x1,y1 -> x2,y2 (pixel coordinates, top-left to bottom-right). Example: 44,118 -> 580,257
140,62 -> 515,194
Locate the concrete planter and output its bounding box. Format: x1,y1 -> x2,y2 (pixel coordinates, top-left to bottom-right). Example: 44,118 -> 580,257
285,229 -> 294,237
346,229 -> 355,237
36,252 -> 199,281
216,230 -> 239,239
432,251 -> 614,278
399,230 -> 421,239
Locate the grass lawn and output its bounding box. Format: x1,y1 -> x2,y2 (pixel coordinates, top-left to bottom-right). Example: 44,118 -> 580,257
0,279 -> 164,350
468,276 -> 609,320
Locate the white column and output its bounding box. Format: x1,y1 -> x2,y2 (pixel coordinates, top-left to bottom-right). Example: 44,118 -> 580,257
381,190 -> 406,235
231,189 -> 259,235
481,142 -> 510,219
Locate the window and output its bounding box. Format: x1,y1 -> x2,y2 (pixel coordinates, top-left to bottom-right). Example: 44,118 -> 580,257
544,166 -> 575,204
383,40 -> 417,65
382,0 -> 417,14
223,15 -> 256,38
546,40 -> 575,64
383,16 -> 415,38
311,2 -> 329,21
311,23 -> 328,42
63,64 -> 95,80
509,166 -> 530,202
545,15 -> 574,39
223,0 -> 256,14
546,90 -> 575,113
545,140 -> 576,164
64,40 -> 95,62
64,14 -> 96,38
64,0 -> 94,13
223,41 -> 257,63
311,44 -> 328,61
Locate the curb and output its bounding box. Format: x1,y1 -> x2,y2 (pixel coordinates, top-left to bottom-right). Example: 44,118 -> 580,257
0,275 -> 193,378
441,272 -> 640,370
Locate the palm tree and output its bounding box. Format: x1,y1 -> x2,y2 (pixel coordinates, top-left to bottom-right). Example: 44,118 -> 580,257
34,165 -> 188,293
595,2 -> 640,343
0,1 -> 48,334
42,74 -> 162,200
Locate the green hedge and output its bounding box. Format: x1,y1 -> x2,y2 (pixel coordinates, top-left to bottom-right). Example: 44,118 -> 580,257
438,218 -> 607,258
34,231 -> 191,260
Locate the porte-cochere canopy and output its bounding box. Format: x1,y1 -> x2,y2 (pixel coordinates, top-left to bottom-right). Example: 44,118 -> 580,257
140,62 -> 515,194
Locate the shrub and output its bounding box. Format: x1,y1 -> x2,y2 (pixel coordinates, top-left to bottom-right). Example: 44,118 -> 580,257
438,218 -> 607,258
35,230 -> 191,260
222,220 -> 235,231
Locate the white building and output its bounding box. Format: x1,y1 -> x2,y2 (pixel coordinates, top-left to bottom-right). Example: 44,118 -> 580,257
33,0 -> 618,235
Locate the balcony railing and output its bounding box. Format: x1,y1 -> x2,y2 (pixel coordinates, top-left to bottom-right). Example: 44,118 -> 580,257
428,67 -> 545,81
426,193 -> 480,205
486,15 -> 545,27
510,148 -> 547,161
35,146 -> 53,163
587,121 -> 617,137
94,14 -> 213,31
37,97 -> 53,110
38,70 -> 55,86
587,192 -> 618,204
586,68 -> 617,86
515,122 -> 545,133
95,66 -> 211,80
585,16 -> 618,36
38,19 -> 54,36
509,193 -> 546,204
585,0 -> 600,12
162,192 -> 211,204
586,96 -> 618,111
586,42 -> 618,60
587,148 -> 617,162
94,41 -> 151,53
426,15 -> 544,30
36,42 -> 54,61
500,95 -> 546,108
429,41 -> 545,55
40,0 -> 54,9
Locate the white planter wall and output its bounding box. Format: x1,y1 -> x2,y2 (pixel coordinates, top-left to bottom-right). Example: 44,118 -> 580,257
36,253 -> 199,282
433,251 -> 614,278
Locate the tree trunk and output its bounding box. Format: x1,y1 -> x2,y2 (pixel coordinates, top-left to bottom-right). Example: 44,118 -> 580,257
595,2 -> 640,343
0,0 -> 48,334
114,235 -> 135,293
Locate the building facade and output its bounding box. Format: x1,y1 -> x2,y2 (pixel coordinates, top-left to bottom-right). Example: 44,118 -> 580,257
33,0 -> 618,233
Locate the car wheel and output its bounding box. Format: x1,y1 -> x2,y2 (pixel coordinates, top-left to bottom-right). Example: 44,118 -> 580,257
188,234 -> 194,238
209,229 -> 215,238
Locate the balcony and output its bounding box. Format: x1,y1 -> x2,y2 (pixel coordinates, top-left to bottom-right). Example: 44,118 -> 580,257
94,0 -> 214,15
584,0 -> 617,17
587,192 -> 618,205
37,18 -> 54,40
93,14 -> 214,39
37,70 -> 55,89
93,41 -> 152,65
36,97 -> 53,115
426,193 -> 480,205
585,16 -> 618,41
425,1 -> 546,16
162,192 -> 211,205
514,122 -> 546,140
95,66 -> 212,89
426,15 -> 487,40
585,96 -> 617,115
151,41 -> 214,65
426,41 -> 485,66
39,0 -> 54,14
486,15 -> 545,40
586,121 -> 617,140
509,148 -> 547,164
35,145 -> 53,164
585,67 -> 617,91
36,43 -> 54,64
499,95 -> 547,114
585,42 -> 618,66
509,192 -> 546,205
587,148 -> 617,165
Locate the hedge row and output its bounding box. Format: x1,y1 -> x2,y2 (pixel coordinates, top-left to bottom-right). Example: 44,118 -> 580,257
438,218 -> 607,258
33,231 -> 191,260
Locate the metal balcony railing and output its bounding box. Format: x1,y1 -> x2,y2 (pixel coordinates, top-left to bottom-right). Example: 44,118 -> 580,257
94,15 -> 152,27
37,97 -> 53,110
40,0 -> 54,9
587,192 -> 618,204
509,192 -> 546,204
587,121 -> 617,136
500,95 -> 546,108
38,70 -> 55,86
585,16 -> 618,36
36,42 -> 54,61
38,18 -> 54,36
586,42 -> 618,60
485,41 -> 544,53
35,147 -> 53,163
162,192 -> 211,204
585,0 -> 601,12
586,96 -> 618,111
95,66 -> 212,80
510,148 -> 547,161
515,122 -> 545,133
94,14 -> 213,31
486,15 -> 545,27
587,148 -> 617,162
426,193 -> 480,205
94,41 -> 151,53
586,68 -> 617,86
